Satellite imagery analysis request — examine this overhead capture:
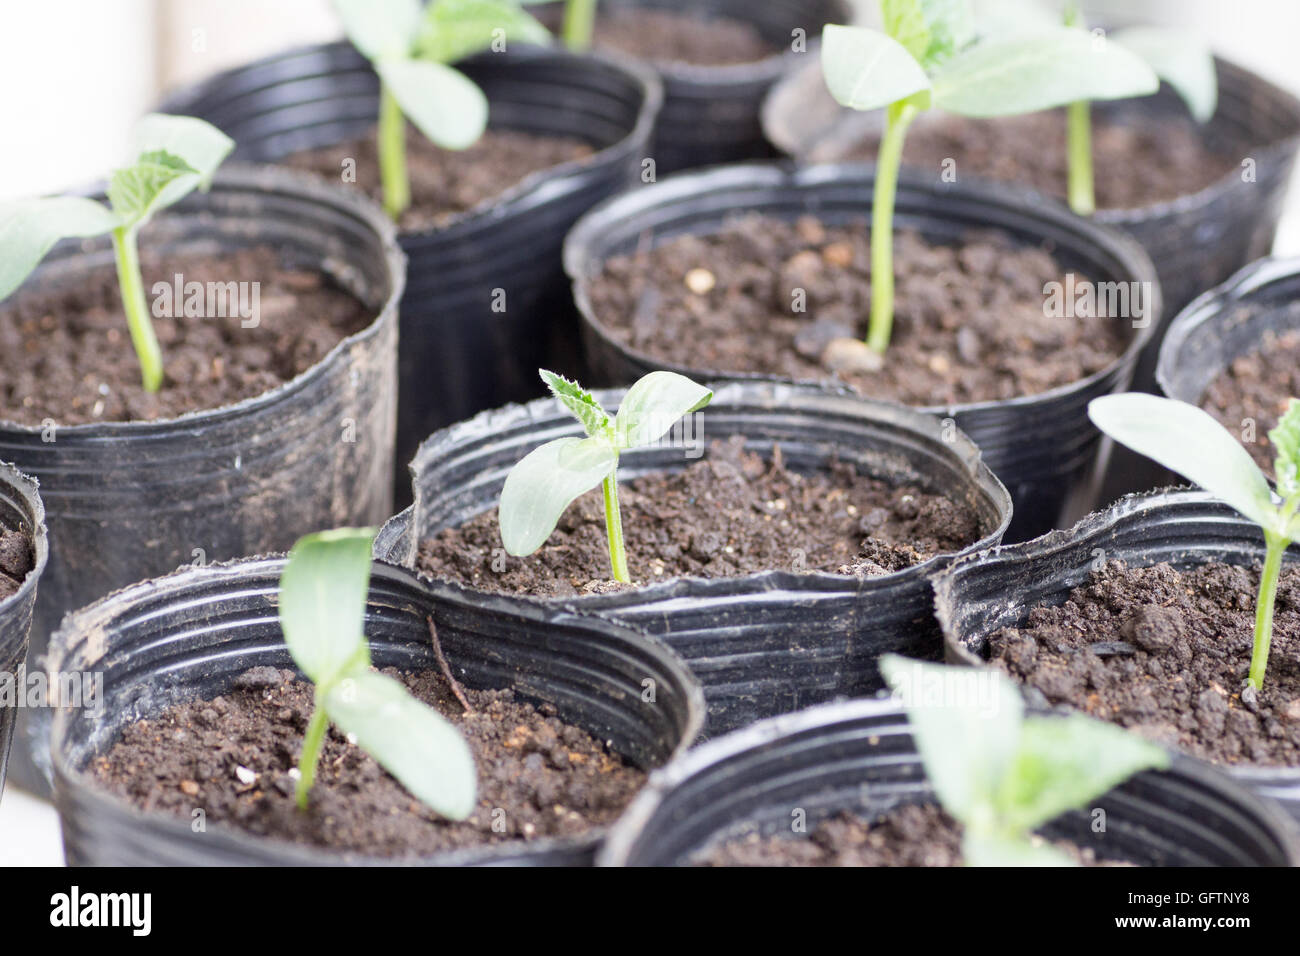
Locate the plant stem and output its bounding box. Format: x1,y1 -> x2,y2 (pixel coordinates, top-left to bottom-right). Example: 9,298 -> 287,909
295,698 -> 330,810
602,469 -> 630,583
867,100 -> 918,355
110,226 -> 163,393
378,83 -> 410,220
1067,99 -> 1095,216
563,0 -> 597,51
1248,532 -> 1287,690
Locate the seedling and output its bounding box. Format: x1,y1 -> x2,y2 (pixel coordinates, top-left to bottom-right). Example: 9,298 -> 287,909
520,0 -> 598,50
279,528 -> 476,816
881,655 -> 1168,866
499,370 -> 712,583
0,114 -> 233,392
331,0 -> 550,219
1090,394 -> 1300,692
819,0 -> 1158,356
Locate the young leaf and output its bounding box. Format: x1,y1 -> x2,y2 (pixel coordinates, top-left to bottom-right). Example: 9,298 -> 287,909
541,368 -> 610,436
279,528 -> 376,686
331,0 -> 421,59
1112,25 -> 1217,123
1088,394 -> 1281,534
131,113 -> 236,194
415,0 -> 551,64
324,668 -> 477,820
107,151 -> 199,231
375,58 -> 489,150
0,197 -> 120,300
498,436 -> 617,556
888,0 -> 976,68
821,24 -> 933,112
1271,399 -> 1300,501
613,371 -> 713,449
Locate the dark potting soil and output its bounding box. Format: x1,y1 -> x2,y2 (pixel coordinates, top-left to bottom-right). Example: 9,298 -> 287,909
832,111 -> 1239,209
1199,325 -> 1300,475
281,127 -> 593,233
694,803 -> 1117,866
91,665 -> 645,857
541,6 -> 776,67
417,436 -> 983,598
987,560 -> 1300,767
0,530 -> 33,602
0,246 -> 372,427
588,215 -> 1131,406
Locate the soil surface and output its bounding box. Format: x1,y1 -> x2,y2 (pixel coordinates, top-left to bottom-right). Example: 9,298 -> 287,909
0,530 -> 33,602
1199,325 -> 1300,474
987,560 -> 1300,767
417,437 -> 983,598
538,6 -> 775,66
91,666 -> 646,858
588,215 -> 1131,406
695,803 -> 1116,866
282,127 -> 593,233
0,246 -> 371,427
831,111 -> 1239,209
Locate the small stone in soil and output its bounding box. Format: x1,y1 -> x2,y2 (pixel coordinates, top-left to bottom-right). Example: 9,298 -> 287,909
822,337 -> 884,375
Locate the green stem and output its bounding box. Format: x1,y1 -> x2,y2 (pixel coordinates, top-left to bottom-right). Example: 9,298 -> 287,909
1067,99 -> 1095,216
378,83 -> 410,220
110,227 -> 163,393
602,469 -> 629,583
1248,532 -> 1287,691
563,0 -> 597,51
295,698 -> 330,810
867,100 -> 918,355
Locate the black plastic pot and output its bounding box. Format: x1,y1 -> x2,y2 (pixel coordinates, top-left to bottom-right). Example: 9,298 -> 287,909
934,488 -> 1300,819
564,162 -> 1161,542
1,164 -> 402,793
48,557 -> 703,866
0,462 -> 47,800
161,43 -> 661,506
377,380 -> 1012,738
598,697 -> 1300,866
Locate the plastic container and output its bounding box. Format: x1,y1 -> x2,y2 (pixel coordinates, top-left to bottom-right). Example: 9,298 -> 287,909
0,164 -> 402,793
0,462 -> 47,800
377,380 -> 1012,738
161,43 -> 662,506
48,557 -> 703,866
934,488 -> 1300,819
598,697 -> 1300,866
564,162 -> 1161,542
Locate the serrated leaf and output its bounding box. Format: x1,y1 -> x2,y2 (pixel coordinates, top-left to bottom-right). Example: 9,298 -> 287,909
1090,394 -> 1282,534
613,371 -> 712,449
499,436 -> 617,556
1112,26 -> 1217,123
932,28 -> 1158,117
331,0 -> 421,59
821,24 -> 933,113
540,368 -> 609,435
326,667 -> 477,820
963,831 -> 1077,867
131,113 -> 234,195
0,197 -> 120,301
278,528 -> 376,686
415,0 -> 551,64
375,58 -> 488,150
107,151 -> 199,231
883,0 -> 974,68
1270,399 -> 1300,502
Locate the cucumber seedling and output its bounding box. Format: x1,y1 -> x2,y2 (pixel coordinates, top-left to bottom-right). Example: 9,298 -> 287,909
499,370 -> 713,583
279,528 -> 476,816
0,113 -> 233,393
331,0 -> 550,219
818,0 -> 1158,358
1090,394 -> 1300,692
881,655 -> 1168,866
520,0 -> 598,50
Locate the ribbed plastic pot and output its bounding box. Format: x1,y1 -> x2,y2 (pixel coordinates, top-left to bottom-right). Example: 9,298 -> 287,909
564,162 -> 1160,542
376,380 -> 1012,738
0,462 -> 47,801
48,557 -> 703,866
161,43 -> 661,506
934,488 -> 1300,819
598,697 -> 1300,866
1,164 -> 401,793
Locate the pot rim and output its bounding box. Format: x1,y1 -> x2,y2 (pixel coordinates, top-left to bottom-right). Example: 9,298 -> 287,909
0,460 -> 48,615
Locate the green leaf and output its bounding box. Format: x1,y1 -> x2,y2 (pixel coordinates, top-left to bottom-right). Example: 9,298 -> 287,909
821,24 -> 933,113
332,0 -> 421,59
278,528 -> 376,686
1089,394 -> 1282,534
0,197 -> 120,301
883,0 -> 974,68
1112,26 -> 1217,123
375,58 -> 488,150
613,371 -> 712,449
880,656 -> 1023,828
931,28 -> 1159,117
882,0 -> 933,63
107,151 -> 199,230
131,113 -> 234,193
540,368 -> 609,436
995,715 -> 1169,834
415,0 -> 551,64
499,436 -> 617,556
963,831 -> 1077,867
325,667 -> 477,820
1270,399 -> 1300,502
